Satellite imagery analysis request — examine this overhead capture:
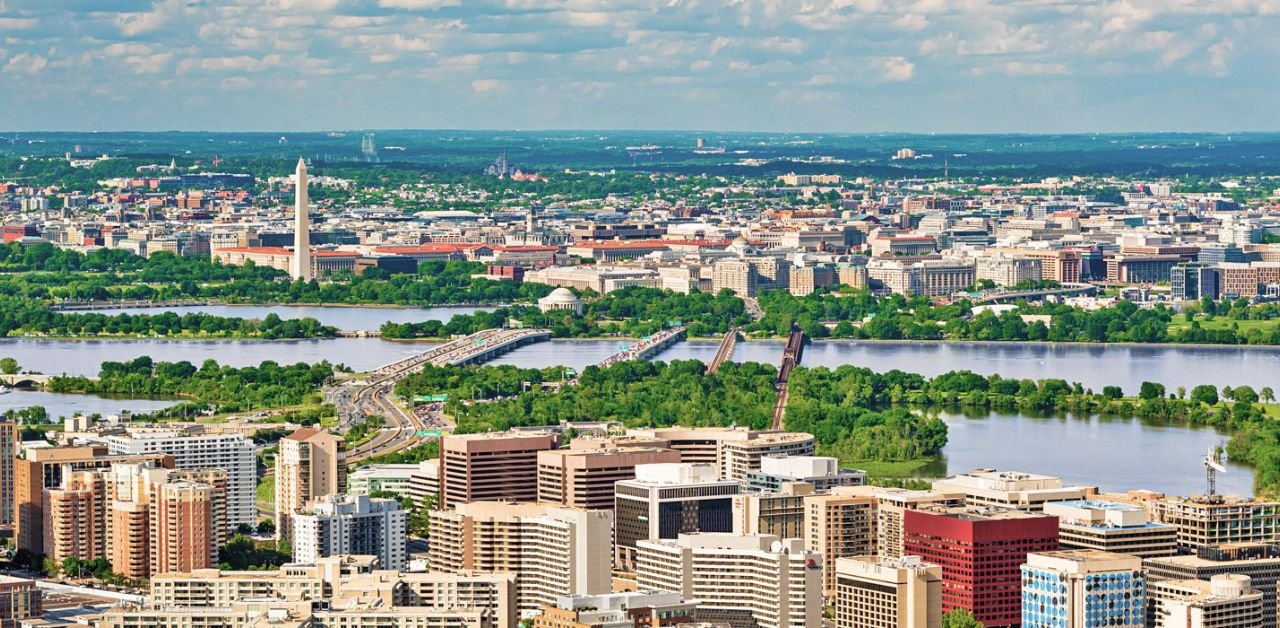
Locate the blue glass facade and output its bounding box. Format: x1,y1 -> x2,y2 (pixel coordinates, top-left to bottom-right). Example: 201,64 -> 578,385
1022,566 -> 1145,628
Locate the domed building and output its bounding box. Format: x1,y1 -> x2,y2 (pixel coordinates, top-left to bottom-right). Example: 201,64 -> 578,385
538,287 -> 584,314
727,235 -> 757,258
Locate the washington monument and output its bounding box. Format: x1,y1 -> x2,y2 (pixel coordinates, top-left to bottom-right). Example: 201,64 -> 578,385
290,157 -> 312,281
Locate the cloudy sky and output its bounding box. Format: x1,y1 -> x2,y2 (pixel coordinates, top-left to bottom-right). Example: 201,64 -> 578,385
1,0 -> 1276,132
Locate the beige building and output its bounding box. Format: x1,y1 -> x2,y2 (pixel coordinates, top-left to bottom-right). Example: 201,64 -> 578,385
634,533 -> 821,628
866,258 -> 976,297
275,427 -> 346,541
428,501 -> 613,617
1151,496 -> 1280,550
44,471 -> 108,564
711,259 -> 756,297
536,447 -> 680,510
1045,500 -> 1178,558
626,427 -> 815,481
974,254 -> 1042,287
1147,575 -> 1265,628
0,575 -> 41,628
932,469 -> 1095,512
870,487 -> 965,560
834,556 -> 941,628
804,488 -> 878,598
734,482 -> 814,540
440,432 -> 560,508
531,591 -> 700,628
150,480 -> 219,576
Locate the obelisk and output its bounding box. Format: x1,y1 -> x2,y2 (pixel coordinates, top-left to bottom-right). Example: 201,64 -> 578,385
291,158 -> 312,281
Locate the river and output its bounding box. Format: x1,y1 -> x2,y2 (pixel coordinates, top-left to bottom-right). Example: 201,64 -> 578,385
0,389 -> 176,420
104,304 -> 493,332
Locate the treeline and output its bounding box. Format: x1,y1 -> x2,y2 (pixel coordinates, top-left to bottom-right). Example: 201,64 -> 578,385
382,287 -> 749,339
49,357 -> 335,413
0,298 -> 336,338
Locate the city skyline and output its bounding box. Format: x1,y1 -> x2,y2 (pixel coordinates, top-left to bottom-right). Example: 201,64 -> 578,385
0,1 -> 1277,133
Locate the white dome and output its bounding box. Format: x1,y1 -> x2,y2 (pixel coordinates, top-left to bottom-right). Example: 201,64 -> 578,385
542,287 -> 582,304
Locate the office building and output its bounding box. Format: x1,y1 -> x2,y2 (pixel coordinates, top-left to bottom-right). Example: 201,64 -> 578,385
1145,543 -> 1280,623
440,432 -> 560,508
106,431 -> 257,528
0,424 -> 15,527
872,487 -> 966,560
14,445 -> 173,555
614,464 -> 740,569
904,506 -> 1060,626
0,575 -> 41,628
292,494 -> 408,571
1046,500 -> 1178,558
1021,550 -> 1146,628
275,427 -> 346,540
536,446 -> 680,511
408,459 -> 440,509
1151,496 -> 1280,550
531,591 -> 699,628
932,469 -> 1094,511
635,533 -> 820,628
625,427 -> 815,478
428,501 -> 613,617
347,463 -> 419,498
711,259 -> 757,297
1172,263 -> 1222,301
97,599 -> 502,628
745,456 -> 865,492
734,481 -> 815,540
1147,575 -> 1265,628
803,487 -> 878,598
834,556 -> 941,628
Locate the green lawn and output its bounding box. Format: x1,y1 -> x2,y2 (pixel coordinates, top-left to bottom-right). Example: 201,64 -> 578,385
256,476 -> 275,503
852,459 -> 935,479
1169,315 -> 1280,334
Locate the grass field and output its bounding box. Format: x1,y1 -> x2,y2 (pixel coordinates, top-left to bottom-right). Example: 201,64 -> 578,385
256,476 -> 275,503
1169,315 -> 1280,334
852,459 -> 936,479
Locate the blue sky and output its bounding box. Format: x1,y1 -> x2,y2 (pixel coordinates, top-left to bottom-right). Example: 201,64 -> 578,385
1,0 -> 1277,132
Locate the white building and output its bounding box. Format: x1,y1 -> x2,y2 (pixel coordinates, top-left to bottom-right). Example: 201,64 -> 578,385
635,533 -> 822,628
106,431 -> 257,528
292,494 -> 408,571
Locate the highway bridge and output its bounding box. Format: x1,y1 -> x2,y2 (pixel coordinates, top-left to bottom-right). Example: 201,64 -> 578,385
772,324 -> 806,430
706,328 -> 740,375
593,326 -> 687,371
969,283 -> 1096,305
341,327 -> 552,462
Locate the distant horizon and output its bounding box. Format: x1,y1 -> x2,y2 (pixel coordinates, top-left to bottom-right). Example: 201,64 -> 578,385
5,128 -> 1280,137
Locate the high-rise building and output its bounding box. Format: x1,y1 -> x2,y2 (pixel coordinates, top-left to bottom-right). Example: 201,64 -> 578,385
745,455 -> 865,492
932,469 -> 1095,512
275,427 -> 346,540
149,480 -> 218,576
804,487 -> 878,598
0,424 -> 16,527
292,494 -> 408,571
428,501 -> 613,617
904,506 -> 1060,626
1045,500 -> 1178,558
44,471 -> 107,564
536,446 -> 680,511
106,431 -> 256,528
711,259 -> 757,297
834,556 -> 941,628
0,575 -> 41,628
1147,575 -> 1265,628
635,533 -> 821,628
614,463 -> 739,569
1021,550 -> 1146,628
14,445 -> 173,555
1171,262 -> 1221,301
871,487 -> 966,560
407,459 -> 439,509
1151,496 -> 1280,551
1145,543 -> 1280,623
440,432 -> 560,508
291,157 -> 311,281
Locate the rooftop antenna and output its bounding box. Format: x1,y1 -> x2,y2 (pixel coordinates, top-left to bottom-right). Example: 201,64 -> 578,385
1205,444 -> 1227,497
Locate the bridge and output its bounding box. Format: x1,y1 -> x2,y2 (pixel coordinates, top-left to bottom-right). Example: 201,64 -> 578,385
594,326 -> 687,370
772,324 -> 806,429
969,283 -> 1096,305
0,374 -> 56,388
706,328 -> 740,375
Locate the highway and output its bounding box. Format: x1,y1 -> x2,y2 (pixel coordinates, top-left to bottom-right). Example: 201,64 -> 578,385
334,328 -> 552,463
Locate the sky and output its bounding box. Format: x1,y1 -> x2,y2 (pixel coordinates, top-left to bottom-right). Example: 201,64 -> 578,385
0,0 -> 1277,133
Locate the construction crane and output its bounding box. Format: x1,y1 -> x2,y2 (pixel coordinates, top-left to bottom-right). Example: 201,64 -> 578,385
1205,444 -> 1228,497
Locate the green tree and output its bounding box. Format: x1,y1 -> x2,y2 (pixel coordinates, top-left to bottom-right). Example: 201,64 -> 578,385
0,357 -> 18,374
1139,381 -> 1166,400
942,609 -> 985,628
1190,385 -> 1219,406
1101,386 -> 1123,400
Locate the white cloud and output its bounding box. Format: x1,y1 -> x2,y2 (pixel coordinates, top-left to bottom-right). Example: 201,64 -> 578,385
1205,38 -> 1235,76
470,78 -> 507,94
3,51 -> 46,74
874,56 -> 914,81
378,0 -> 460,8
219,76 -> 252,91
1001,61 -> 1072,76
0,17 -> 36,30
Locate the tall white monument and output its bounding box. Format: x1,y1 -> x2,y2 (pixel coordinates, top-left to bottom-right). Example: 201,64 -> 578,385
291,158 -> 312,281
